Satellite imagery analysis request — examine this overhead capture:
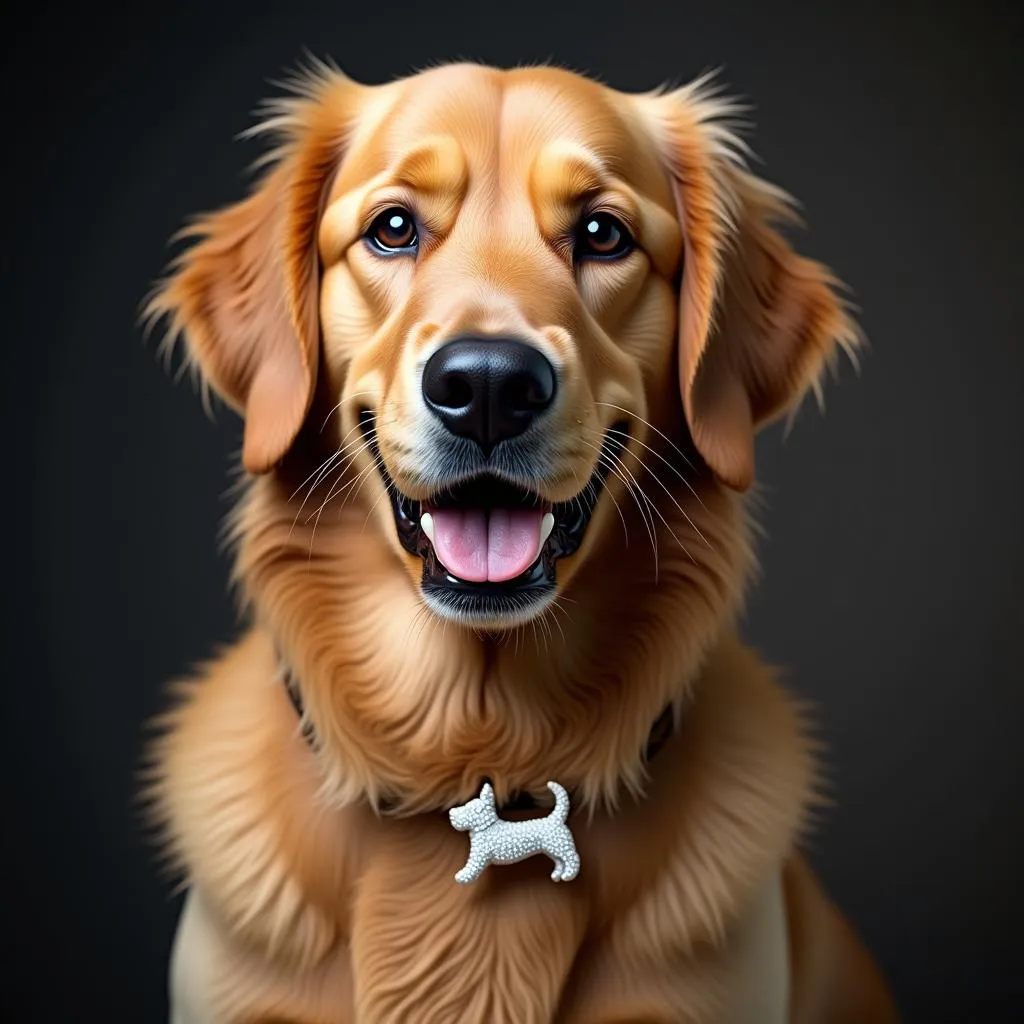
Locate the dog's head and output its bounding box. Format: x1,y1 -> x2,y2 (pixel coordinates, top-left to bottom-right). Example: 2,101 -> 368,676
448,782 -> 498,832
149,61 -> 855,633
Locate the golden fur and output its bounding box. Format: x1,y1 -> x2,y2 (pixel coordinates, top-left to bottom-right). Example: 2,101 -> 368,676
146,60 -> 898,1022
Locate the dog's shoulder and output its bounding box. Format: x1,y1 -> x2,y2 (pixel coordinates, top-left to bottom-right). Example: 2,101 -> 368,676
150,631 -> 363,969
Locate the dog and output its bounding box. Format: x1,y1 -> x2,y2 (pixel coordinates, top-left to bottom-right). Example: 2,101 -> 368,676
449,781 -> 580,884
146,59 -> 900,1023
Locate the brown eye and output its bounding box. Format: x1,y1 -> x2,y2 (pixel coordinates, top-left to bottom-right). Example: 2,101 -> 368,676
575,211 -> 634,260
366,207 -> 418,253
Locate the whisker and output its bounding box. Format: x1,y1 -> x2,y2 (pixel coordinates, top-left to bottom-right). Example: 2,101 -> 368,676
598,456 -> 657,566
577,438 -> 659,580
361,480 -> 392,533
541,601 -> 555,649
325,457 -> 380,516
288,455 -> 345,539
589,442 -> 675,577
546,597 -> 569,645
410,601 -> 432,646
342,451 -> 388,513
589,468 -> 629,547
317,389 -> 380,435
302,439 -> 378,519
580,440 -> 658,543
287,414 -> 399,538
305,444 -> 381,558
585,427 -> 712,552
599,444 -> 695,565
289,444 -> 347,504
571,489 -> 587,530
604,425 -> 707,511
300,416 -> 399,523
595,402 -> 710,513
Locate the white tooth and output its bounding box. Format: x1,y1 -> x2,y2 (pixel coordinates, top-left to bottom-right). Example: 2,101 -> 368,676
539,512 -> 555,549
420,512 -> 435,545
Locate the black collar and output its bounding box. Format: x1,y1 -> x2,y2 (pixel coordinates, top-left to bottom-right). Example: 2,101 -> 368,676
282,664 -> 675,813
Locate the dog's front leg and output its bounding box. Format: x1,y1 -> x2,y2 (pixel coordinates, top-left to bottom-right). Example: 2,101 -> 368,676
454,864 -> 476,884
454,838 -> 486,884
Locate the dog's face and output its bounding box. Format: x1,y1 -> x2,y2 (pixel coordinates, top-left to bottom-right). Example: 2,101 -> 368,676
152,62 -> 854,632
321,65 -> 686,629
448,783 -> 498,832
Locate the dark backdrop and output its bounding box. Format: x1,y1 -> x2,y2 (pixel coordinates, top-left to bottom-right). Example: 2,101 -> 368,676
3,0 -> 1022,1020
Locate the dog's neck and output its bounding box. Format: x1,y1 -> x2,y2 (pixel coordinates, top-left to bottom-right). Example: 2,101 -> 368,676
281,658 -> 677,813
235,449 -> 754,816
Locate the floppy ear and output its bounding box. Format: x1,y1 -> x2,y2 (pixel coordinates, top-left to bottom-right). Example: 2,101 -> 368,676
650,82 -> 860,491
146,67 -> 359,474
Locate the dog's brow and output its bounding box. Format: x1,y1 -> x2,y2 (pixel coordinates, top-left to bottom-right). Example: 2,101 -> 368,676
391,135 -> 468,197
528,141 -> 651,246
530,144 -> 608,210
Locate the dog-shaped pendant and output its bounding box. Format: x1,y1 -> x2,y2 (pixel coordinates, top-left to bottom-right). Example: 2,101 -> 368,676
448,780 -> 581,884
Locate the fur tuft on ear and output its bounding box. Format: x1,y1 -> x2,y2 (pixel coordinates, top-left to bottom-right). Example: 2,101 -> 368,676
645,76 -> 862,491
143,61 -> 362,474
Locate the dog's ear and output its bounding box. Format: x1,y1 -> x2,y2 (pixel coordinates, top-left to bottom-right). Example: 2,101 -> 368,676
480,782 -> 495,806
645,80 -> 860,491
146,67 -> 362,474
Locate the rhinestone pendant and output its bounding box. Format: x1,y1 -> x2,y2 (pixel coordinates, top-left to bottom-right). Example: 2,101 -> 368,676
448,780 -> 581,884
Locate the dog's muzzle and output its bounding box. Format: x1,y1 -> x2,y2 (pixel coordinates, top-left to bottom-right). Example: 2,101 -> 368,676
360,409 -> 628,626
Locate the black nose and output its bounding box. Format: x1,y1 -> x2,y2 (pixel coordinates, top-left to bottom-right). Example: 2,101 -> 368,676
421,337 -> 557,454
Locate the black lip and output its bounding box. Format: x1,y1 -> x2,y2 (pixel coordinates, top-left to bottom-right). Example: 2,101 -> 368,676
360,411 -> 628,617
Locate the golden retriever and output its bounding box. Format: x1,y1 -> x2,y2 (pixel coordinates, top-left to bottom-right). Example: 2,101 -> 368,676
146,59 -> 899,1023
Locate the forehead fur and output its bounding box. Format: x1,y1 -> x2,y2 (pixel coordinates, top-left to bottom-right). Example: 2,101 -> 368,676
331,63 -> 674,209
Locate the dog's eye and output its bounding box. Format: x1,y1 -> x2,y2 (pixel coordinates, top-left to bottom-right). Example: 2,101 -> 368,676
575,211 -> 634,260
366,207 -> 418,254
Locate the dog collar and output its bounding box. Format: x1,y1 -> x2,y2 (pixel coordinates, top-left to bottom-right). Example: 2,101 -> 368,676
281,660 -> 675,813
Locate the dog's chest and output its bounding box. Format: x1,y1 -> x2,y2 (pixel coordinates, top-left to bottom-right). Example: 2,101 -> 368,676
349,822 -> 588,1024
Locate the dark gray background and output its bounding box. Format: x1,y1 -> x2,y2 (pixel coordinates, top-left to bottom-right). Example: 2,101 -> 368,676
3,0 -> 1022,1020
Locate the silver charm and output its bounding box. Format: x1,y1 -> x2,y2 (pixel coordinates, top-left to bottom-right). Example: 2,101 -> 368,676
448,781 -> 581,884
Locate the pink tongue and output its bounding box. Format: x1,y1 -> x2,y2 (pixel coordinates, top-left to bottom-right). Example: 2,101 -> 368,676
430,508 -> 544,583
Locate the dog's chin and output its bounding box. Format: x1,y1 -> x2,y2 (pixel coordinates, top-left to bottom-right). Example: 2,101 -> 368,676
421,582 -> 558,632
360,413 -> 629,631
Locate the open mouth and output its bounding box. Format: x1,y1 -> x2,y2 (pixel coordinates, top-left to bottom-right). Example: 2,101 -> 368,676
360,412 -> 629,625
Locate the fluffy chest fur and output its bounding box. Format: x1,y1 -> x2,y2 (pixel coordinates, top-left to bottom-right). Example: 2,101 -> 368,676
156,631 -> 813,1023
